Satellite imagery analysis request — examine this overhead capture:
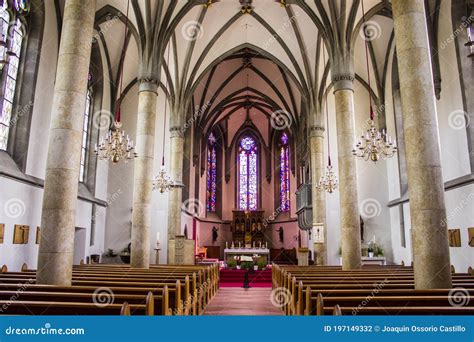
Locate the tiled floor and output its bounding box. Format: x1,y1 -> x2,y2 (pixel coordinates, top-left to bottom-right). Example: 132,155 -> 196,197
203,288 -> 284,315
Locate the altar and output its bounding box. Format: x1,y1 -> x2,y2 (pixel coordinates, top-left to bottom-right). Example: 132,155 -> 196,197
224,248 -> 270,264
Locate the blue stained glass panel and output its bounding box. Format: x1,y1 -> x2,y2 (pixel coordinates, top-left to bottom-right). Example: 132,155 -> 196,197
206,133 -> 218,212
279,133 -> 290,212
238,136 -> 258,211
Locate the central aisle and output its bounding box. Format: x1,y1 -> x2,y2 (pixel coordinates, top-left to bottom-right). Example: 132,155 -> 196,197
203,288 -> 284,316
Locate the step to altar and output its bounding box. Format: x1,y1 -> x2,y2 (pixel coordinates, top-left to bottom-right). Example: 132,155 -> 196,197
219,269 -> 272,287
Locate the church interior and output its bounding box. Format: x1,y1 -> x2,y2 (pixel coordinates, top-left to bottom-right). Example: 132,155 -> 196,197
0,0 -> 473,316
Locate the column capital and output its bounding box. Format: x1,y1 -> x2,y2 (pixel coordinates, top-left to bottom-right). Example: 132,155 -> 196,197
138,77 -> 159,93
170,126 -> 185,138
331,73 -> 355,92
309,125 -> 325,138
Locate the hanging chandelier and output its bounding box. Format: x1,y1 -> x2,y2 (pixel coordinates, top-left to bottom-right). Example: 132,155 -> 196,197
152,42 -> 174,193
317,43 -> 338,194
352,114 -> 397,162
95,120 -> 136,163
317,158 -> 338,193
94,0 -> 136,164
153,163 -> 174,193
352,0 -> 397,163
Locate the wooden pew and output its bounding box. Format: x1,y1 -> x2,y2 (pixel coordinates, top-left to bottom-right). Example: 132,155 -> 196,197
0,300 -> 139,315
0,263 -> 220,315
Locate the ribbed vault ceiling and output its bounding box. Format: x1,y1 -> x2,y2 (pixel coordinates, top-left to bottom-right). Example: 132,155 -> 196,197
54,0 -> 414,133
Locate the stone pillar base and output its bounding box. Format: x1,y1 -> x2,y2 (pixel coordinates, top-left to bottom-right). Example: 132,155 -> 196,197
297,247 -> 309,266
168,237 -> 195,265
154,249 -> 161,265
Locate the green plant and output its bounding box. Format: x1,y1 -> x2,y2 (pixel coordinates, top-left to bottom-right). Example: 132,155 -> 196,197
374,244 -> 384,257
240,261 -> 253,270
257,261 -> 267,270
227,259 -> 237,269
105,248 -> 117,257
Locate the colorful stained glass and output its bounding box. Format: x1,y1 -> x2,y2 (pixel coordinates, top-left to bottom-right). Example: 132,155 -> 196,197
206,133 -> 217,212
14,0 -> 29,12
238,136 -> 258,211
279,133 -> 290,212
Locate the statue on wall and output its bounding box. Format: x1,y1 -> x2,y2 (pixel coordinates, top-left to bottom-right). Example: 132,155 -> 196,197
278,227 -> 284,243
212,226 -> 219,243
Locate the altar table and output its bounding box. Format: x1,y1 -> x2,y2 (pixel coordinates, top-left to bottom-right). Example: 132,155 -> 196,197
224,248 -> 270,263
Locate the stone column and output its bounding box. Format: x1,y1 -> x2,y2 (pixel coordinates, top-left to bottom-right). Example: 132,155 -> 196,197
167,128 -> 185,263
36,0 -> 96,286
310,126 -> 326,265
131,81 -> 158,269
392,0 -> 452,289
333,75 -> 362,270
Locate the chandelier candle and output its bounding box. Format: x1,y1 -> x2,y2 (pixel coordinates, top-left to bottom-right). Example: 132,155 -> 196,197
352,0 -> 397,163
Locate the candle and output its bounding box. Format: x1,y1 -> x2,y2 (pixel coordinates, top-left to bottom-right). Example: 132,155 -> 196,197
156,232 -> 160,243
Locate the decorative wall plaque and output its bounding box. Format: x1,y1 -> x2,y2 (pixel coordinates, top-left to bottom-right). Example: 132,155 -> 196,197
313,223 -> 325,243
13,225 -> 29,244
448,228 -> 461,247
468,227 -> 474,247
0,224 -> 4,244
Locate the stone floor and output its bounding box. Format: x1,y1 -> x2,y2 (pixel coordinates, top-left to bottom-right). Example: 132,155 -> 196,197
203,288 -> 284,315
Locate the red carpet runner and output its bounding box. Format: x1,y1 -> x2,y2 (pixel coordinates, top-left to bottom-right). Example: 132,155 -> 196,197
219,269 -> 272,287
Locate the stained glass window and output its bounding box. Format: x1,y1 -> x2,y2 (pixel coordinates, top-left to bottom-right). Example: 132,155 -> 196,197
0,1 -> 27,151
279,133 -> 290,212
79,85 -> 93,183
14,0 -> 28,12
238,136 -> 258,211
206,132 -> 217,212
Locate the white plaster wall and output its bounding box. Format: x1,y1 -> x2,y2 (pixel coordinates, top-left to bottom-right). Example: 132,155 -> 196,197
386,2 -> 473,271
0,4 -> 108,270
0,177 -> 104,270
